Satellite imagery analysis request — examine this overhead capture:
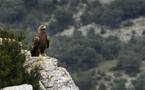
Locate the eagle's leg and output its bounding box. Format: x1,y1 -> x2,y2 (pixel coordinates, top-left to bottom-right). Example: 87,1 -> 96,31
44,49 -> 47,57
38,49 -> 42,57
39,52 -> 42,57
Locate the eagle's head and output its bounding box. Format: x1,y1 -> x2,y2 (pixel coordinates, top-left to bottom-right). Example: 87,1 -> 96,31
38,25 -> 46,33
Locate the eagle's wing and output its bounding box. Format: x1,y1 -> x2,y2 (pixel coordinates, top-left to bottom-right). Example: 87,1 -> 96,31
47,36 -> 49,48
31,35 -> 39,50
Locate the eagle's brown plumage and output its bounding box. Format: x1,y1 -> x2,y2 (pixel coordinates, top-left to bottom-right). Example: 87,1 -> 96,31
31,25 -> 49,56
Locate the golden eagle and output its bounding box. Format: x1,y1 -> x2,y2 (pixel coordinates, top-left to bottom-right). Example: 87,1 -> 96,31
31,25 -> 49,56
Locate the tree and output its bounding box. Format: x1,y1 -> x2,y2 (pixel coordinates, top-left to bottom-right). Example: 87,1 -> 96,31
100,7 -> 123,28
54,9 -> 74,27
101,36 -> 121,60
58,0 -> 68,5
23,0 -> 38,10
38,0 -> 56,12
81,11 -> 93,25
135,72 -> 145,90
98,83 -> 106,90
0,28 -> 40,90
111,79 -> 127,90
48,20 -> 64,35
24,15 -> 40,31
117,50 -> 141,73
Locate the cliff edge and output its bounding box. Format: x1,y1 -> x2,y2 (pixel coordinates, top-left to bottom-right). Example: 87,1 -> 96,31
24,51 -> 79,90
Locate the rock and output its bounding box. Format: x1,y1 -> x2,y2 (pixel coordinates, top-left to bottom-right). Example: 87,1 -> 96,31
24,51 -> 79,90
1,84 -> 33,90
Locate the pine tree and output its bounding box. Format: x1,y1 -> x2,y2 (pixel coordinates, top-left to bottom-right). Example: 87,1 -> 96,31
0,28 -> 40,90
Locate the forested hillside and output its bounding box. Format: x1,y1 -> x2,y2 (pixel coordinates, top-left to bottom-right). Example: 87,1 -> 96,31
1,0 -> 145,89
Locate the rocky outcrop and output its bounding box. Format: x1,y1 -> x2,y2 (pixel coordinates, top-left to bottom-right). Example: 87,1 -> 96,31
1,84 -> 33,90
24,51 -> 79,90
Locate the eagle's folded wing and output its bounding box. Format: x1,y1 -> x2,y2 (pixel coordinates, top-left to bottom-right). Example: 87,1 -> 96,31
47,36 -> 49,48
31,35 -> 39,49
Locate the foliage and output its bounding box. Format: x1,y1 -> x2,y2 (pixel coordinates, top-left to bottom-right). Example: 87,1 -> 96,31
38,0 -> 56,12
0,0 -> 26,24
74,70 -> 95,90
24,15 -> 40,31
117,50 -> 141,73
101,36 -> 121,60
1,0 -> 145,32
48,21 -> 64,35
48,30 -> 124,72
47,8 -> 74,35
135,72 -> 145,90
98,83 -> 106,90
123,21 -> 134,27
0,0 -> 145,29
2,0 -> 145,89
81,0 -> 145,28
111,79 -> 127,90
54,8 -> 74,27
142,30 -> 145,35
47,29 -> 145,89
0,28 -> 40,90
0,27 -> 25,42
57,0 -> 68,6
23,0 -> 38,10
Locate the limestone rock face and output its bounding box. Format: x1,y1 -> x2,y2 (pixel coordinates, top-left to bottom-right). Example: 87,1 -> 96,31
1,84 -> 33,90
24,51 -> 79,90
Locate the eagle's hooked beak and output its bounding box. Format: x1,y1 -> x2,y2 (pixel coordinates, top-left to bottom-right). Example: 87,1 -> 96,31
42,26 -> 46,30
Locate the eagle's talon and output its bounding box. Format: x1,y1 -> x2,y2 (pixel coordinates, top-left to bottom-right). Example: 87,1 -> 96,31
44,54 -> 48,57
39,54 -> 42,57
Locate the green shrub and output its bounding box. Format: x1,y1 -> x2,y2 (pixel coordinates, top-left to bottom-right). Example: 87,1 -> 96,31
117,50 -> 141,74
128,73 -> 137,77
142,30 -> 145,35
0,28 -> 40,90
131,30 -> 136,35
101,28 -> 105,34
135,72 -> 145,90
23,0 -> 38,10
114,72 -> 122,77
131,80 -> 136,85
104,76 -> 112,81
112,79 -> 127,90
97,70 -> 101,75
38,0 -> 56,12
123,21 -> 134,27
48,21 -> 65,35
96,76 -> 102,80
75,72 -> 93,90
58,0 -> 68,5
113,78 -> 126,84
98,83 -> 106,90
100,72 -> 106,77
24,15 -> 40,31
54,9 -> 74,26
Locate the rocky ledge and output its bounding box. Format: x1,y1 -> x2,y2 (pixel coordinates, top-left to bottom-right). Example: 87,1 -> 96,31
24,51 -> 79,90
1,84 -> 33,90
